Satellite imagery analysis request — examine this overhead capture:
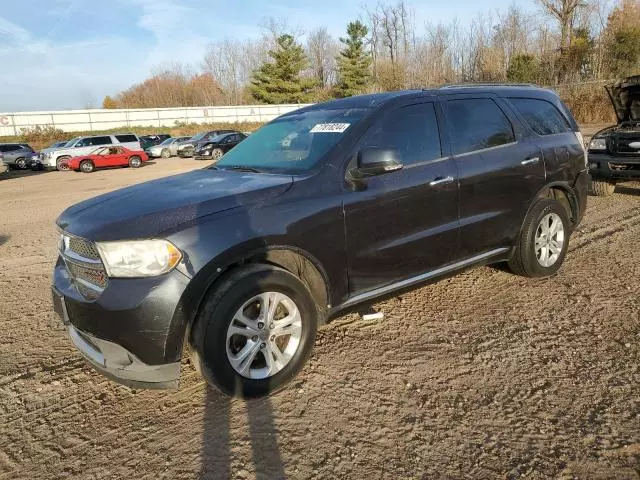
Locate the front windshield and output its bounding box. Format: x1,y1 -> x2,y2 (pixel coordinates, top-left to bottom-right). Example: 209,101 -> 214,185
65,137 -> 81,148
160,138 -> 174,145
215,108 -> 368,173
190,132 -> 207,142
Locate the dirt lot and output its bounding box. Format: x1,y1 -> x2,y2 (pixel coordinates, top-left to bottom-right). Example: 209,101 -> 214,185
0,157 -> 639,480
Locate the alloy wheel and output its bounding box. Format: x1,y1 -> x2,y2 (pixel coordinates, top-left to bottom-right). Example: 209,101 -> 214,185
226,292 -> 302,379
535,212 -> 565,267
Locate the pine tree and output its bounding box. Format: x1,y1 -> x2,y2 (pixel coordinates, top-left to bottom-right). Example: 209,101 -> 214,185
335,21 -> 372,97
250,35 -> 316,104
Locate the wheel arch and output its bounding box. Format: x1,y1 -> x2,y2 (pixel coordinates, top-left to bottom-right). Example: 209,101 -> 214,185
177,245 -> 331,357
532,181 -> 579,226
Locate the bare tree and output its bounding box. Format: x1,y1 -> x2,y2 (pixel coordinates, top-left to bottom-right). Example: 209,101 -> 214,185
306,27 -> 338,87
538,0 -> 586,53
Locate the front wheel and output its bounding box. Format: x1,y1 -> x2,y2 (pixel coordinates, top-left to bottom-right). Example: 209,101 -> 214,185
56,156 -> 71,171
591,179 -> 615,196
128,156 -> 142,168
15,158 -> 27,170
211,148 -> 224,161
190,264 -> 318,398
79,160 -> 95,173
508,198 -> 571,278
161,149 -> 170,159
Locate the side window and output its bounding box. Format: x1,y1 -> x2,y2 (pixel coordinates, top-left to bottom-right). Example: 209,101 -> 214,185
364,102 -> 442,166
115,134 -> 137,143
509,98 -> 571,135
91,136 -> 112,146
445,98 -> 515,155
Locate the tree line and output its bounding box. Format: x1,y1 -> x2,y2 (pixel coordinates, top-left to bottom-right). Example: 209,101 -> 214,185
103,0 -> 640,122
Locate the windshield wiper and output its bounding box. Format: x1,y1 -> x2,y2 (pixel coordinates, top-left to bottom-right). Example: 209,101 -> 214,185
221,166 -> 263,173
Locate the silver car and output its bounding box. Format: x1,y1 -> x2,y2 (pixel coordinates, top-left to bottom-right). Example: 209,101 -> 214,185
146,137 -> 191,158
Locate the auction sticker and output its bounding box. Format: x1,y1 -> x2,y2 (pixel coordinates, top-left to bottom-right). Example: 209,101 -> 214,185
310,123 -> 350,133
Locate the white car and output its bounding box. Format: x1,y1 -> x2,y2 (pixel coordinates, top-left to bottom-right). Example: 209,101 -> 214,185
40,134 -> 141,171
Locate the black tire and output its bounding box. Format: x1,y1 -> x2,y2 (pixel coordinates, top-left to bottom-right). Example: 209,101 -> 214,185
128,156 -> 142,168
79,159 -> 95,173
15,157 -> 26,170
591,179 -> 615,197
161,149 -> 171,159
56,156 -> 71,171
190,264 -> 318,398
508,198 -> 571,278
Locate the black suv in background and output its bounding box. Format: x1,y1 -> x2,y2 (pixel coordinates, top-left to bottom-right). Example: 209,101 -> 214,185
588,75 -> 640,196
176,130 -> 236,157
52,86 -> 588,397
193,131 -> 247,161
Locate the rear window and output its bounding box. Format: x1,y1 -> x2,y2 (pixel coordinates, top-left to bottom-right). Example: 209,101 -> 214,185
444,98 -> 515,155
115,134 -> 138,143
509,98 -> 571,135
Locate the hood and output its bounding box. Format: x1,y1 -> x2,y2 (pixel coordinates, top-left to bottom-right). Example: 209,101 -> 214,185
57,168 -> 293,241
606,75 -> 640,122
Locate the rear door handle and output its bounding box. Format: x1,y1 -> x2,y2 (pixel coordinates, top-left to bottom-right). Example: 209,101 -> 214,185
429,176 -> 455,186
521,157 -> 540,166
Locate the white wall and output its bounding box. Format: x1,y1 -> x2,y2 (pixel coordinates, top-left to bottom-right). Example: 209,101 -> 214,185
0,104 -> 312,137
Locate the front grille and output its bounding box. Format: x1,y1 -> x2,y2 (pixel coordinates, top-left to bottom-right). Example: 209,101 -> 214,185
68,237 -> 101,260
66,262 -> 108,288
59,232 -> 108,300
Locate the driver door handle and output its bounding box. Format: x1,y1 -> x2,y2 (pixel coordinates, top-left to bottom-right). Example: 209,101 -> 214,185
429,176 -> 455,186
521,157 -> 540,166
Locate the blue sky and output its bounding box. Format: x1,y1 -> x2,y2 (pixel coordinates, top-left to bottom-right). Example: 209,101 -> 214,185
0,0 -> 532,112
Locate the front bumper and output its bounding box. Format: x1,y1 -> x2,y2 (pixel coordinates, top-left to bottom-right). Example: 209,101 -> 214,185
146,150 -> 163,158
588,152 -> 640,180
177,148 -> 194,157
194,152 -> 213,160
52,253 -> 190,389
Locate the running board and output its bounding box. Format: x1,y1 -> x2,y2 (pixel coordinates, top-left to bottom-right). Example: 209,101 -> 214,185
340,248 -> 510,309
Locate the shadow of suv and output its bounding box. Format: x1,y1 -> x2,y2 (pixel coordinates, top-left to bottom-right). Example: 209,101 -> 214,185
52,85 -> 588,397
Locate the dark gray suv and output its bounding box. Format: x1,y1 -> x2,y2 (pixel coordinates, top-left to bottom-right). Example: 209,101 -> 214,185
52,85 -> 588,397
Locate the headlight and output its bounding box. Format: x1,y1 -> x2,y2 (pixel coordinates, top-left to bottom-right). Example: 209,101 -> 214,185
589,138 -> 606,150
202,144 -> 213,150
96,239 -> 182,277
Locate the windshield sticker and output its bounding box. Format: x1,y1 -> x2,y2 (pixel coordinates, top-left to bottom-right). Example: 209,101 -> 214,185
310,123 -> 351,133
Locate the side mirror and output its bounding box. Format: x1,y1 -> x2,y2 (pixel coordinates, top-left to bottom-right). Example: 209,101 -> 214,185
354,147 -> 403,177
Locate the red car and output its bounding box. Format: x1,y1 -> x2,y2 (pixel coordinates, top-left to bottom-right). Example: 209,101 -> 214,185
66,146 -> 149,173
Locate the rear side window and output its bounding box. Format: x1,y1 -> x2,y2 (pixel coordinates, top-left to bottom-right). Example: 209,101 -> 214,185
444,98 -> 515,155
0,145 -> 17,152
509,98 -> 571,135
115,134 -> 138,143
364,102 -> 442,166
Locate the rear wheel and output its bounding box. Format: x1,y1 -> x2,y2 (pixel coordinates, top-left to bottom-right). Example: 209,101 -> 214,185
56,156 -> 71,171
508,198 -> 570,278
15,157 -> 26,170
79,160 -> 95,173
190,264 -> 318,398
161,149 -> 170,159
129,156 -> 142,168
591,179 -> 615,196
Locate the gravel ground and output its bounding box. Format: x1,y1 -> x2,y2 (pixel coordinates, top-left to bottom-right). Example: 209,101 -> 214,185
0,156 -> 638,480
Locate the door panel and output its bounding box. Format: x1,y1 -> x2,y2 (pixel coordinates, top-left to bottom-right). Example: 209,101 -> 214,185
344,101 -> 459,295
443,95 -> 546,257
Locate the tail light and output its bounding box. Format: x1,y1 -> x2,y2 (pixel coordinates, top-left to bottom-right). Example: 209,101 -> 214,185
574,131 -> 587,168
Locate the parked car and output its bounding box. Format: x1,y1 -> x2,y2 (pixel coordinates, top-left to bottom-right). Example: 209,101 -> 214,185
587,75 -> 640,196
193,132 -> 247,160
66,146 -> 149,173
140,134 -> 171,146
176,130 -> 236,157
0,143 -> 36,169
52,85 -> 588,397
30,140 -> 70,170
146,136 -> 191,158
40,134 -> 141,171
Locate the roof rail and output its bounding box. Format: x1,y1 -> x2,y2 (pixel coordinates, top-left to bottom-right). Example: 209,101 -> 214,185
439,83 -> 537,89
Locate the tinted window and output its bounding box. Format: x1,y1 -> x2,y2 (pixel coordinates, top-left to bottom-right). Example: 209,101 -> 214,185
115,134 -> 138,143
363,103 -> 441,166
91,136 -> 113,146
445,98 -> 515,155
0,145 -> 17,152
509,98 -> 571,135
